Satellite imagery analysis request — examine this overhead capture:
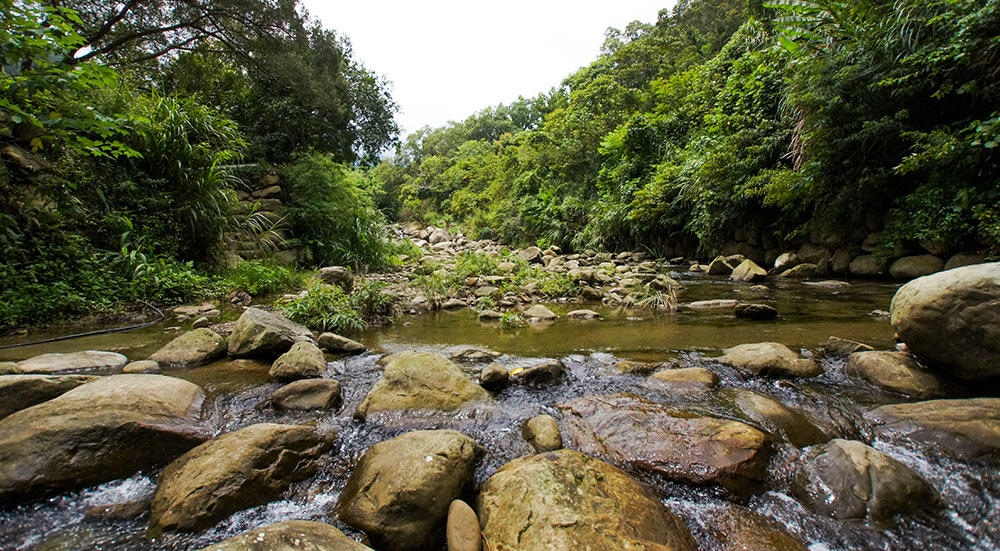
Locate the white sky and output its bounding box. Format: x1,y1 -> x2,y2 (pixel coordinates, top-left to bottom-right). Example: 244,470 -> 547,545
302,1 -> 669,137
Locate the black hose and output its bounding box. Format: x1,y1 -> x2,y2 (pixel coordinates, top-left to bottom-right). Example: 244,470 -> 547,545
0,301 -> 167,351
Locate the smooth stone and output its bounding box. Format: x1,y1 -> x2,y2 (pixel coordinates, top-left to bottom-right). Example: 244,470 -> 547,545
479,362 -> 509,390
272,379 -> 342,411
558,394 -> 770,492
772,252 -> 800,273
449,347 -> 501,362
721,388 -> 831,447
734,303 -> 778,320
613,360 -> 657,375
717,342 -> 822,378
889,254 -> 944,280
522,414 -> 562,452
647,367 -> 719,393
777,263 -> 817,279
517,246 -> 543,263
823,336 -> 874,356
447,500 -> 481,551
269,341 -> 327,382
122,360 -> 161,373
148,328 -> 227,368
792,439 -> 933,524
357,352 -> 490,419
478,310 -> 503,320
477,449 -> 697,551
731,259 -> 768,282
195,520 -> 373,551
150,423 -> 334,533
846,351 -> 946,399
0,374 -> 98,420
317,266 -> 354,288
566,309 -> 600,319
802,279 -> 850,288
523,304 -> 557,320
228,307 -> 314,359
15,350 -> 127,374
509,359 -> 563,385
318,332 -> 366,354
441,298 -> 467,309
944,252 -> 985,271
337,430 -> 480,551
192,316 -> 210,329
864,398 -> 1000,461
685,299 -> 739,309
850,254 -> 886,277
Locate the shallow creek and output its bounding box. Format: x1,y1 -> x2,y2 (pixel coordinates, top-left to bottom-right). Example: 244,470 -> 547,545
1,274 -> 997,550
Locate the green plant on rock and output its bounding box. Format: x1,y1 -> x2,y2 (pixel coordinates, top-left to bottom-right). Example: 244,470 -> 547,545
499,311 -> 526,329
276,283 -> 366,333
537,274 -> 579,299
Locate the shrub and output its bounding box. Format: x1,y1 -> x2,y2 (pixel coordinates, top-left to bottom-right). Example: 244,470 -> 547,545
218,261 -> 300,296
275,279 -> 394,333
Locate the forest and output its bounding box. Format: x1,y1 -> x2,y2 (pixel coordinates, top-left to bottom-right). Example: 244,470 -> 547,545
2,0 -> 998,329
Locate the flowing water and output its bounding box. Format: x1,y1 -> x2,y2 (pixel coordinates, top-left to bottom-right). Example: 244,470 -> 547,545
1,274 -> 997,550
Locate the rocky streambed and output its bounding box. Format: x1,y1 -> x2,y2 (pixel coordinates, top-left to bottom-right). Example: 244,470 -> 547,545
0,261 -> 998,551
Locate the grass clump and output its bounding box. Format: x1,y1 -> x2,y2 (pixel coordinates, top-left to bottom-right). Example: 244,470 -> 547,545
275,279 -> 394,333
217,261 -> 302,296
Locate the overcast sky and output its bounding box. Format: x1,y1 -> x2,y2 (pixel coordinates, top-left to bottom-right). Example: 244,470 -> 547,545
302,1 -> 668,137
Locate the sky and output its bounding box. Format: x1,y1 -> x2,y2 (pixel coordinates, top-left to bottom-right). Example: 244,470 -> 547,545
302,1 -> 669,137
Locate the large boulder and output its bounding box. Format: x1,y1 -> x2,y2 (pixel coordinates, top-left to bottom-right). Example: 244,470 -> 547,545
477,449 -> 697,551
148,328 -> 227,368
15,350 -> 127,374
717,342 -> 822,378
228,307 -> 314,359
707,256 -> 734,276
845,351 -> 945,399
196,520 -> 373,551
269,341 -> 327,382
337,430 -> 480,551
356,352 -> 490,419
720,388 -> 830,447
0,374 -> 210,502
0,374 -> 98,420
849,254 -> 886,277
271,379 -> 342,411
558,394 -> 769,492
890,263 -> 1000,381
791,439 -> 933,524
150,423 -> 334,533
864,398 -> 1000,461
889,254 -> 944,281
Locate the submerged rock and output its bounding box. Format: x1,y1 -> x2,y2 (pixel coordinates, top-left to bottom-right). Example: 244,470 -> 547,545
122,360 -> 160,374
822,336 -> 874,356
846,351 -> 945,399
356,352 -> 490,419
566,309 -> 600,319
148,328 -> 227,368
337,430 -> 480,551
269,341 -> 327,382
792,439 -> 934,524
477,449 -> 697,551
15,350 -> 127,374
558,394 -> 770,491
509,359 -> 564,385
647,367 -> 719,393
0,374 -> 210,503
0,374 -> 98,420
734,303 -> 778,320
865,398 -> 1000,461
704,503 -> 807,551
196,520 -> 373,551
271,379 -> 342,411
890,262 -> 1000,381
721,388 -> 830,447
228,307 -> 314,359
613,360 -> 657,375
522,414 -> 562,452
717,342 -> 822,378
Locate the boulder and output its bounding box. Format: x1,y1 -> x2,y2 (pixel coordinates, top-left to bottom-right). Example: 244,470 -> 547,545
317,332 -> 366,354
337,430 -> 480,551
523,304 -> 557,320
613,360 -> 657,375
558,394 -> 770,491
717,342 -> 822,378
889,255 -> 944,280
428,228 -> 453,245
792,439 -> 933,524
707,256 -> 734,276
15,350 -> 127,374
797,244 -> 830,267
517,246 -> 543,263
228,307 -> 314,359
830,249 -> 852,274
148,328 -> 227,368
944,252 -> 985,271
772,252 -> 800,273
317,266 -> 354,289
269,342 -> 327,382
509,359 -> 563,385
447,500 -> 481,551
822,336 -> 874,356
522,414 -> 562,452
0,374 -> 98,420
150,423 -> 334,533
441,298 -> 467,309
0,361 -> 17,375
196,520 -> 373,551
849,254 -> 886,277
477,449 -> 697,551
566,309 -> 600,319
703,503 -> 807,551
647,368 -> 719,392
731,259 -> 767,282
0,374 -> 210,502
356,352 -> 490,419
864,398 -> 1000,461
479,362 -> 509,390
122,360 -> 161,374
777,263 -> 817,279
734,303 -> 778,320
720,388 -> 830,447
846,351 -> 945,399
890,263 -> 1000,380
272,379 -> 342,411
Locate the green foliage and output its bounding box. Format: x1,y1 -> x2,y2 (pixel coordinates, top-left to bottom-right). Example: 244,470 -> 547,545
499,311 -> 526,329
537,274 -> 579,299
217,261 -> 300,296
276,280 -> 393,333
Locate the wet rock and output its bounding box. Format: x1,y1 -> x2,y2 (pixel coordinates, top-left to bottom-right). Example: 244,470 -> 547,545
173,303 -> 219,321
357,352 -> 490,419
338,430 -> 480,551
479,362 -> 509,390
944,252 -> 985,271
613,360 -> 657,375
0,374 -> 210,502
269,342 -> 327,382
647,367 -> 719,392
318,266 -> 354,289
721,388 -> 830,447
0,374 -> 98,420
228,307 -> 314,359
272,379 -> 342,411
318,332 -> 366,354
890,262 -> 1000,381
0,361 -> 17,375
84,496 -> 152,521
846,351 -> 945,399
509,359 -> 563,385
122,360 -> 161,374
792,439 -> 933,524
850,254 -> 886,277
477,449 -> 697,551
707,256 -> 734,276
864,398 -> 1000,461
705,503 -> 807,551
449,347 -> 501,362
749,284 -> 769,292
196,520 -> 373,551
777,263 -> 817,279
441,297 -> 467,309
148,328 -> 227,368
523,304 -> 557,320
558,394 -> 770,491
447,499 -> 481,551
717,342 -> 822,378
522,414 -> 562,452
889,255 -> 944,280
15,350 -> 128,374
772,252 -> 800,273
151,423 -> 333,533
566,309 -> 600,319
822,336 -> 874,356
735,303 -> 778,320
731,259 -> 768,282
478,310 -> 503,320
686,299 -> 739,309
517,246 -> 543,263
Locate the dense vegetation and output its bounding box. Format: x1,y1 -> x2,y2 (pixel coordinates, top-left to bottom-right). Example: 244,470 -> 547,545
0,0 -> 398,330
374,0 -> 999,259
